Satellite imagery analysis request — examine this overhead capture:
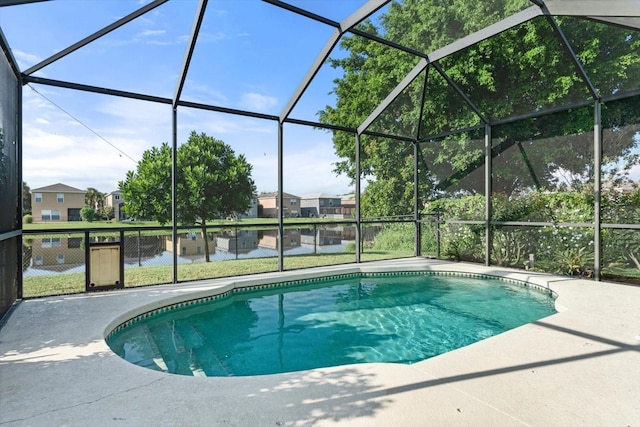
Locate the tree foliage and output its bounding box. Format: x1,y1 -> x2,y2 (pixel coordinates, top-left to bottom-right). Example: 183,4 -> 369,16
320,0 -> 640,216
119,131 -> 256,262
85,187 -> 105,210
80,207 -> 97,222
22,181 -> 31,215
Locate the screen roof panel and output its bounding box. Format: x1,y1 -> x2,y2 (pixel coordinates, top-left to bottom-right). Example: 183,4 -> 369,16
436,17 -> 593,122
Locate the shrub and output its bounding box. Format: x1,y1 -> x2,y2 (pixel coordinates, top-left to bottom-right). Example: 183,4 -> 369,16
80,207 -> 98,222
23,214 -> 32,224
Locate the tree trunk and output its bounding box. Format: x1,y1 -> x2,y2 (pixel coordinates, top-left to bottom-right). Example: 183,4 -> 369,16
201,220 -> 210,262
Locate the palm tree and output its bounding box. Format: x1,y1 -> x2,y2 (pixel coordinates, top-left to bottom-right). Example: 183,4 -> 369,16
85,187 -> 100,209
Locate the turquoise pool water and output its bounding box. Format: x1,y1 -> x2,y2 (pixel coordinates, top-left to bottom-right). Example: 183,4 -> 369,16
107,273 -> 556,376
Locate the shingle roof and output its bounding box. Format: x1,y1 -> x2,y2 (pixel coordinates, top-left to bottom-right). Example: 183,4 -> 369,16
258,191 -> 300,199
301,192 -> 339,199
31,183 -> 85,193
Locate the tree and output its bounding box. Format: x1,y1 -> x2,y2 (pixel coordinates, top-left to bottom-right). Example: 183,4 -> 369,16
22,181 -> 31,215
119,131 -> 256,262
80,207 -> 98,222
85,187 -> 105,210
99,205 -> 114,221
320,0 -> 640,216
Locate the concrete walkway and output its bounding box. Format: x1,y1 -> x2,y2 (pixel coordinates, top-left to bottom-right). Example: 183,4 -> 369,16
1,259 -> 639,426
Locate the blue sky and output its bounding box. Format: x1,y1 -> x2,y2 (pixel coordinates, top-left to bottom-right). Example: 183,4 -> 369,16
0,0 -> 371,196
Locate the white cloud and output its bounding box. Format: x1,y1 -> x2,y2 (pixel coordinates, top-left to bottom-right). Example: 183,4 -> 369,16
12,49 -> 41,69
629,163 -> 640,182
197,31 -> 228,43
35,118 -> 50,125
138,29 -> 166,37
240,92 -> 278,112
181,81 -> 228,104
248,143 -> 351,196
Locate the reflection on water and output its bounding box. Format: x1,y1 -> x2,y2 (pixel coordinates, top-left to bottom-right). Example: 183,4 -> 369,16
23,227 -> 356,277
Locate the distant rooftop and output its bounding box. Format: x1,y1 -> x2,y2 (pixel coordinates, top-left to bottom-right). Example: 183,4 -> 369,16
31,183 -> 85,193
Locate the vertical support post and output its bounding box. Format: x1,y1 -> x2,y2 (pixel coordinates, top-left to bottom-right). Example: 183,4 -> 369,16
235,224 -> 239,260
436,211 -> 441,259
593,100 -> 602,281
137,229 -> 141,266
485,124 -> 492,266
414,140 -> 421,257
278,122 -> 284,271
16,76 -> 23,299
355,132 -> 362,263
119,230 -> 125,288
84,230 -> 91,292
171,107 -> 178,283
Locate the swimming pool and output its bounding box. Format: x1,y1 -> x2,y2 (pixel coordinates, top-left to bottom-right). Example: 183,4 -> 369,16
106,272 -> 556,376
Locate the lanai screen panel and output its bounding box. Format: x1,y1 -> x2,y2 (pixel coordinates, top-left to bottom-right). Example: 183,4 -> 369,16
0,43 -> 20,316
436,17 -> 593,122
352,0 -> 534,55
557,17 -> 640,98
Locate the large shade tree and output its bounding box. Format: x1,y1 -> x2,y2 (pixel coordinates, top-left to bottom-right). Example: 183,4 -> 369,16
320,0 -> 640,216
119,131 -> 256,262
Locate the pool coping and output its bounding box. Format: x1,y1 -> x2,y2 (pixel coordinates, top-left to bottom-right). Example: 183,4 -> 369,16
1,258 -> 639,426
104,268 -> 558,345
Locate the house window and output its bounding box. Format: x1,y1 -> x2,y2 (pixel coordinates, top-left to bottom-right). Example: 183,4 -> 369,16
34,193 -> 42,203
290,199 -> 297,205
57,193 -> 64,203
41,210 -> 61,221
42,237 -> 61,248
34,255 -> 43,266
114,194 -> 121,200
57,254 -> 65,264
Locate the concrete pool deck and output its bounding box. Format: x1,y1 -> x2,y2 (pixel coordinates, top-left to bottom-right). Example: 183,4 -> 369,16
1,258 -> 639,426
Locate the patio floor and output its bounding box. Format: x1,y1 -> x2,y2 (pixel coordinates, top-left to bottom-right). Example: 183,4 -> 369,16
1,258 -> 639,426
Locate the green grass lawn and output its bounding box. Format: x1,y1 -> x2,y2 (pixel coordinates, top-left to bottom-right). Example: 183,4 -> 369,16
22,250 -> 413,298
23,217 -> 352,231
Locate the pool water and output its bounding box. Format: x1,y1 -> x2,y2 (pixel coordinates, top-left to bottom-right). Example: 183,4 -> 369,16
107,273 -> 556,376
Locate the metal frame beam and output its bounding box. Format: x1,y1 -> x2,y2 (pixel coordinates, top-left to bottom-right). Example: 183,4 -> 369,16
340,0 -> 390,32
484,124 -> 492,266
359,7 -> 539,136
431,62 -> 488,123
280,0 -> 390,123
358,59 -> 428,134
174,0 -> 207,106
22,75 -> 172,104
593,101 -> 602,280
429,6 -> 542,62
587,17 -> 640,30
543,12 -> 599,99
543,1 -> 640,17
279,29 -> 341,122
0,27 -> 20,77
261,0 -> 340,28
0,0 -> 49,6
23,0 -> 168,76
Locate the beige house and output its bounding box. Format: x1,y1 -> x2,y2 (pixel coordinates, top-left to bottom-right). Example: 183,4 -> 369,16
258,192 -> 301,218
31,183 -> 85,222
30,236 -> 84,271
341,194 -> 356,218
165,233 -> 210,256
105,190 -> 125,221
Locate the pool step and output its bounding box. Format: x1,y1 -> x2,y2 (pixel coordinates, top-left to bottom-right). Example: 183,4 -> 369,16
150,320 -> 214,376
186,321 -> 234,376
121,323 -> 169,373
